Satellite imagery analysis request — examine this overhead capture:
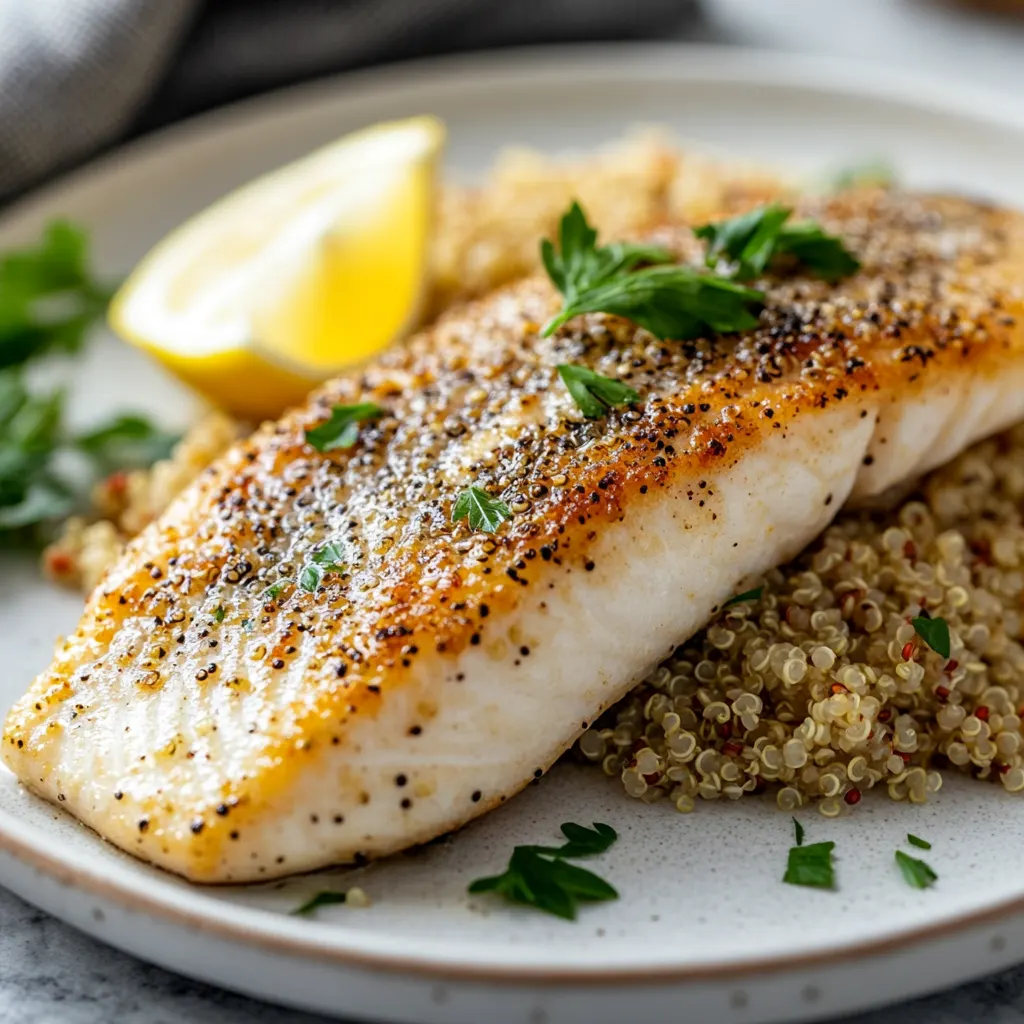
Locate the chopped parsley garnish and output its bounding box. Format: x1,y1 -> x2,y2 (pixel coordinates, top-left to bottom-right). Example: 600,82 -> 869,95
540,201 -> 763,341
895,849 -> 938,890
262,582 -> 285,601
304,402 -> 383,452
725,586 -> 763,607
907,834 -> 931,851
468,822 -> 618,920
695,203 -> 861,283
556,364 -> 639,419
911,615 -> 950,659
298,540 -> 346,592
213,605 -> 225,623
783,841 -> 835,889
292,891 -> 347,916
792,817 -> 805,847
452,485 -> 511,534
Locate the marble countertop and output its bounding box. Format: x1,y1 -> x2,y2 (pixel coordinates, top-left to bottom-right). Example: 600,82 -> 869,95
6,2 -> 1024,1022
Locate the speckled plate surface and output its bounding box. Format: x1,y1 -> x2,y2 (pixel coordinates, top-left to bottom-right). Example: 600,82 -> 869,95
2,44 -> 1024,1024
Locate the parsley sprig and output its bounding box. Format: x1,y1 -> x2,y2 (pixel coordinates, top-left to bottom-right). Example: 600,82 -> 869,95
468,822 -> 618,920
0,223 -> 173,540
695,203 -> 861,283
540,202 -> 763,341
452,485 -> 511,534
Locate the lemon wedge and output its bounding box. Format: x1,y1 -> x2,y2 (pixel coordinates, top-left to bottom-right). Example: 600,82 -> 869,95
109,116 -> 444,420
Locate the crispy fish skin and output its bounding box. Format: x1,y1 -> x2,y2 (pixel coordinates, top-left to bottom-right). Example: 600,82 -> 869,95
5,191 -> 1024,882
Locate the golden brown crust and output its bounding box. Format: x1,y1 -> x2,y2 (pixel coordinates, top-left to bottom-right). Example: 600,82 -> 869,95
6,189 -> 1024,874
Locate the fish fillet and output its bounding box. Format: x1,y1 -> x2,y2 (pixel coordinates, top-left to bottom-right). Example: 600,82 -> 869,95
5,190 -> 1024,882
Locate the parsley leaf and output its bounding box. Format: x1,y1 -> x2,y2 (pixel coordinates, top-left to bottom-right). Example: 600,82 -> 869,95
540,201 -> 763,341
792,817 -> 805,847
540,201 -> 673,304
468,822 -> 619,920
696,203 -> 791,279
783,841 -> 835,889
695,204 -> 860,283
213,605 -> 225,623
262,582 -> 285,601
0,220 -> 113,370
452,485 -> 511,534
543,264 -> 763,341
907,834 -> 931,851
776,220 -> 862,283
556,364 -> 639,418
292,891 -> 347,916
298,540 -> 347,592
895,850 -> 937,890
911,615 -> 950,658
529,822 -> 618,859
304,403 -> 383,452
298,565 -> 322,593
724,586 -> 763,607
76,413 -> 179,470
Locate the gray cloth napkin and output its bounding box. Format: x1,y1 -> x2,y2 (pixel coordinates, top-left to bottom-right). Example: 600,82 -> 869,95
0,0 -> 690,200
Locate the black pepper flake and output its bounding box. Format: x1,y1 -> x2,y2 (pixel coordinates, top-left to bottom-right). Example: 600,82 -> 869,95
395,774 -> 408,787
470,633 -> 481,646
471,790 -> 482,803
584,560 -> 595,572
479,604 -> 489,617
190,819 -> 205,835
138,818 -> 149,834
400,798 -> 412,809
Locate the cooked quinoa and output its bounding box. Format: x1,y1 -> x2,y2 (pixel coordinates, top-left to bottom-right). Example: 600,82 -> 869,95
42,133 -> 1024,813
43,411 -> 240,591
579,425 -> 1024,813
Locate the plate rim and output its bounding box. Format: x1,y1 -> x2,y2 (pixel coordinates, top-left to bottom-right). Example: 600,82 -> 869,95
4,39 -> 1024,985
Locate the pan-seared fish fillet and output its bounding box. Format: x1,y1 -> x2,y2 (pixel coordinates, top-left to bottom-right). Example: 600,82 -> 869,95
5,190 -> 1024,882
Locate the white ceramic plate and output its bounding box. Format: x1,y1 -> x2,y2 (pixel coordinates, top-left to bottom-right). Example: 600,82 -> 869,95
2,43 -> 1024,1024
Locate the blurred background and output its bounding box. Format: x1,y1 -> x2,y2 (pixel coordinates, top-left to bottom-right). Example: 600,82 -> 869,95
4,0 -> 1024,203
